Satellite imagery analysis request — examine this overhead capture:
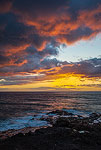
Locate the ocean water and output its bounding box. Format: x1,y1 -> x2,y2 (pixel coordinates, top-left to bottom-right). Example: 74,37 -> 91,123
0,91 -> 101,131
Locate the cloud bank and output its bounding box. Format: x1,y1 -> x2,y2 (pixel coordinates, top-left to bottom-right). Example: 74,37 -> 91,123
0,0 -> 101,88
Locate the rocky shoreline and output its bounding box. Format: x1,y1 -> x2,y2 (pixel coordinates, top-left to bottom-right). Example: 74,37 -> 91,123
0,110 -> 101,150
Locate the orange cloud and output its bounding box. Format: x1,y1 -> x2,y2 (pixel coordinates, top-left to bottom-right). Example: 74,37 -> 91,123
0,0 -> 101,91
5,44 -> 30,56
0,0 -> 12,13
15,3 -> 101,45
78,5 -> 101,30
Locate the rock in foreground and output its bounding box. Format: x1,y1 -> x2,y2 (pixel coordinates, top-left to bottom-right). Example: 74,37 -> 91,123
0,110 -> 101,150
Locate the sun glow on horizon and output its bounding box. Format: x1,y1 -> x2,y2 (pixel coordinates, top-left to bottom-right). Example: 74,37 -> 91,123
0,73 -> 101,91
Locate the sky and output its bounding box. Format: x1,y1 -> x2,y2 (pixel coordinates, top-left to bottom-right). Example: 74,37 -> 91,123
0,0 -> 101,91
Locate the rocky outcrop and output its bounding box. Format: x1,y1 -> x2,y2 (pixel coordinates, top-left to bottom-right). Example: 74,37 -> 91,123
0,110 -> 101,150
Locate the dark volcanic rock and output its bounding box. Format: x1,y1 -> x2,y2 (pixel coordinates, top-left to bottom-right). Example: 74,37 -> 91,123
0,126 -> 101,150
47,110 -> 73,116
0,110 -> 101,150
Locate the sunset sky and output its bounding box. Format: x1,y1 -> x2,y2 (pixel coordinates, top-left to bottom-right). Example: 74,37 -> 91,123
0,0 -> 101,91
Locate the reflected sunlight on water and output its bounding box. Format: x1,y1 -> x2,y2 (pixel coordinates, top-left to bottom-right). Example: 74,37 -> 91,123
0,91 -> 101,131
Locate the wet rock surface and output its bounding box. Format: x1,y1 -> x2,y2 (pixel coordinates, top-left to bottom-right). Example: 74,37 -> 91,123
0,110 -> 101,150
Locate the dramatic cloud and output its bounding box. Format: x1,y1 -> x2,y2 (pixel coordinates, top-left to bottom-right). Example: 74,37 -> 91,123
0,0 -> 101,55
12,0 -> 101,44
57,58 -> 101,77
0,0 -> 13,13
0,0 -> 101,88
0,57 -> 101,86
0,43 -> 60,75
37,58 -> 101,78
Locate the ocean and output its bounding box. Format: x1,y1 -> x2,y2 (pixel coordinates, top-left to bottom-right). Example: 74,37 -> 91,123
0,91 -> 101,131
